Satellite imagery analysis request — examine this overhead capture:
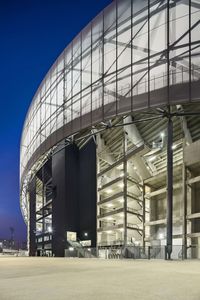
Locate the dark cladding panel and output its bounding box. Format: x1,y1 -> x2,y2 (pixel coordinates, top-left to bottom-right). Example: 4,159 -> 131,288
29,177 -> 36,256
79,138 -> 97,247
52,145 -> 66,257
52,143 -> 79,257
65,144 -> 79,232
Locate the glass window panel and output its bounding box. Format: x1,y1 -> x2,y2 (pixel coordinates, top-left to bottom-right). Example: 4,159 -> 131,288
117,0 -> 131,113
92,86 -> 102,111
57,54 -> 64,74
57,110 -> 63,130
45,118 -> 51,138
149,0 -> 167,106
50,70 -> 57,117
57,79 -> 63,106
36,106 -> 40,135
104,2 -> 116,75
65,44 -> 72,102
92,13 -> 103,83
72,95 -> 81,120
132,0 -> 149,109
82,87 -> 91,116
169,0 -> 189,104
72,34 -> 81,96
82,24 -> 92,90
191,0 -> 200,101
45,96 -> 51,125
45,75 -> 51,102
65,98 -> 72,123
91,13 -> 103,121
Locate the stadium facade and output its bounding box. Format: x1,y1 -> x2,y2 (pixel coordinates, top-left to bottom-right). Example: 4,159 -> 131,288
20,0 -> 200,258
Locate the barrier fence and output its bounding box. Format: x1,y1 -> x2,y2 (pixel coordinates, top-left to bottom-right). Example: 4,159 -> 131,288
65,245 -> 200,260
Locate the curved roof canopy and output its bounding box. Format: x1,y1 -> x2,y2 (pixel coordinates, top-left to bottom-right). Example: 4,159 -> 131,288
20,0 -> 200,220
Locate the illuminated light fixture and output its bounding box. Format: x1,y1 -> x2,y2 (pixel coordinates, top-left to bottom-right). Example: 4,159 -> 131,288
107,230 -> 113,234
69,247 -> 74,251
84,232 -> 88,237
159,233 -> 164,239
106,189 -> 113,194
148,155 -> 156,162
47,226 -> 52,233
133,166 -> 137,170
160,132 -> 165,138
119,228 -> 124,232
118,199 -> 124,203
107,203 -> 114,208
107,217 -> 113,221
118,182 -> 124,188
116,164 -> 123,170
172,144 -> 177,150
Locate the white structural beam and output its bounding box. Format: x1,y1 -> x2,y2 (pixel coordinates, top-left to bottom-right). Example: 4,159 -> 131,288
123,116 -> 151,180
187,176 -> 200,185
96,133 -> 115,165
187,213 -> 200,220
177,105 -> 192,145
145,183 -> 182,198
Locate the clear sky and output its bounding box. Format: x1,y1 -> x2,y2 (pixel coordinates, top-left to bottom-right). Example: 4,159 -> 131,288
0,0 -> 112,242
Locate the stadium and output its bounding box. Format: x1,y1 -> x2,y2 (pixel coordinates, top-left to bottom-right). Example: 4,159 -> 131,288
20,0 -> 200,258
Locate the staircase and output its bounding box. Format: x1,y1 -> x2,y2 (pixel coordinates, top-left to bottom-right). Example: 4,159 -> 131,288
67,240 -> 96,258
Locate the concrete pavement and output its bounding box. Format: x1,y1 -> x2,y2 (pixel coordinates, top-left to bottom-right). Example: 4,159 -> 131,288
0,257 -> 199,300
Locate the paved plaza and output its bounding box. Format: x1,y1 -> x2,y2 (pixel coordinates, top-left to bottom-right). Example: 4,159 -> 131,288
0,257 -> 199,300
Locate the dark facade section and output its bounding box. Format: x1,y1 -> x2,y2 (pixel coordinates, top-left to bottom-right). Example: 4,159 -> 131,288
29,177 -> 36,256
52,145 -> 66,257
50,140 -> 96,256
65,144 -> 80,234
79,139 -> 97,247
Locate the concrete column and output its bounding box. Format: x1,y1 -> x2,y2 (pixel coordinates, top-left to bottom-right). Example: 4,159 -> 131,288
142,181 -> 146,248
166,117 -> 173,259
182,163 -> 187,259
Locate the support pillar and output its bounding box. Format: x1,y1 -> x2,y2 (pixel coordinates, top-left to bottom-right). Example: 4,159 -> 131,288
166,117 -> 173,259
124,159 -> 128,246
182,162 -> 187,259
123,133 -> 128,246
142,181 -> 146,248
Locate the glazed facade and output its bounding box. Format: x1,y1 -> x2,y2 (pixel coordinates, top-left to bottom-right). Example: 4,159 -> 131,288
20,0 -> 200,258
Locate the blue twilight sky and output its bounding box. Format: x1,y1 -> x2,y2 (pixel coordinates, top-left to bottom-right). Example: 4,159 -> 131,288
0,0 -> 112,242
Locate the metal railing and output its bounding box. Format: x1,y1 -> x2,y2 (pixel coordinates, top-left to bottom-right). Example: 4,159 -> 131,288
114,66 -> 200,99
64,244 -> 200,260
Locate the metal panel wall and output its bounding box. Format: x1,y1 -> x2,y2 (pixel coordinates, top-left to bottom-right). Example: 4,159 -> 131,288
79,139 -> 97,248
52,145 -> 67,257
